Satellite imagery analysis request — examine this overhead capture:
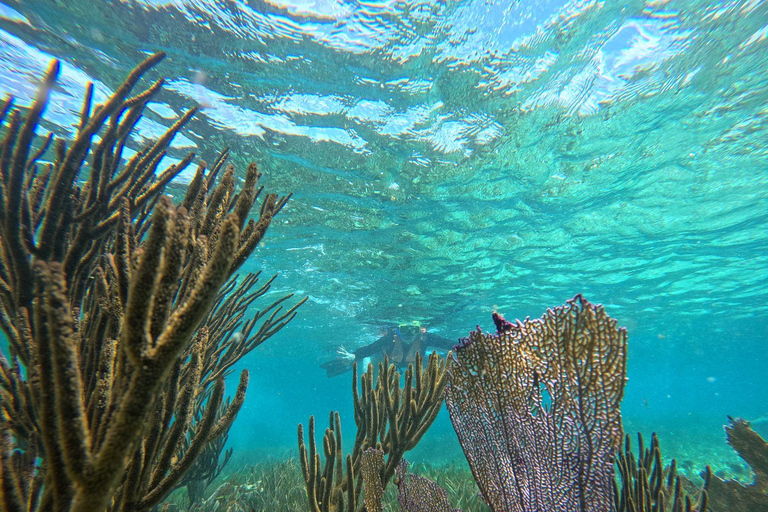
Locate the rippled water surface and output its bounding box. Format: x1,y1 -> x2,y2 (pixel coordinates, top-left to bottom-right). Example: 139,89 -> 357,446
1,0 -> 767,470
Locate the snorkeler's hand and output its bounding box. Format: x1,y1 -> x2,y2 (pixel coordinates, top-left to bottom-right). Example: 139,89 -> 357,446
336,346 -> 356,362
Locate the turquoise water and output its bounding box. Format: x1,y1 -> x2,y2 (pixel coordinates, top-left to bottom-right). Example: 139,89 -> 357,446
1,0 -> 767,479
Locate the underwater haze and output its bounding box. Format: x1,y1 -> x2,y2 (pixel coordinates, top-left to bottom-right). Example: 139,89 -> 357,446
1,0 -> 767,481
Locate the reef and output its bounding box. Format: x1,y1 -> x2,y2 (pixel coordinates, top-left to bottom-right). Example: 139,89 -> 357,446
349,296 -> 712,512
111,287 -> 759,512
297,352 -> 449,512
177,394 -> 234,504
0,53 -> 303,512
1,49 -> 758,512
361,448 -> 385,512
444,295 -> 627,512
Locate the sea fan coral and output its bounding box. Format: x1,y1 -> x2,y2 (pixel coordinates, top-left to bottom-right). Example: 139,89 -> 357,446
445,295 -> 627,512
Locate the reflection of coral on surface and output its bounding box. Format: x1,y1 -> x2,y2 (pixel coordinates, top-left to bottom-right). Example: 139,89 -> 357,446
446,295 -> 627,512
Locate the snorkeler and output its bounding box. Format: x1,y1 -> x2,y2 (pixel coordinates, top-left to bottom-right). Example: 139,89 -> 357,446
320,322 -> 456,377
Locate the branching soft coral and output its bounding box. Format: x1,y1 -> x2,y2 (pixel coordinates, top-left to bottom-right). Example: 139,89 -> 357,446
0,53 -> 304,512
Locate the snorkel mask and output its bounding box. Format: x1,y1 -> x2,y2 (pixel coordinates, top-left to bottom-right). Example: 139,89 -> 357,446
395,321 -> 423,343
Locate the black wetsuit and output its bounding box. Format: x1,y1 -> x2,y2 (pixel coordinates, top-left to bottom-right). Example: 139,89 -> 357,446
352,328 -> 455,368
321,328 -> 455,377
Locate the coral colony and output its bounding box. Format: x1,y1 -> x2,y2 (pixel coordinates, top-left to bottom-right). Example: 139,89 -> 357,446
1,55 -> 766,512
445,296 -> 627,512
0,53 -> 304,512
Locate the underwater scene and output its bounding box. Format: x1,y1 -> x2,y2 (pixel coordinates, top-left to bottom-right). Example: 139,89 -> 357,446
0,0 -> 767,511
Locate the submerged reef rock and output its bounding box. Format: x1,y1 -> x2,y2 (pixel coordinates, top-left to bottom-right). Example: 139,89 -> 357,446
297,352 -> 449,512
615,432 -> 709,512
706,417 -> 768,512
0,54 -> 303,512
445,295 -> 627,512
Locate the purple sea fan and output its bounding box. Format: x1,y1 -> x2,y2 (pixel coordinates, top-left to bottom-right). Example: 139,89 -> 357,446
444,295 -> 627,512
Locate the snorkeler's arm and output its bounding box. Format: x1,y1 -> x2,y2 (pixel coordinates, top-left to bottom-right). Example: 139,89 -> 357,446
353,333 -> 392,359
423,332 -> 457,351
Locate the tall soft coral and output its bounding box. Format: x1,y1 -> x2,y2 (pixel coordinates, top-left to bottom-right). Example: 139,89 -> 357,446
0,53 -> 303,512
